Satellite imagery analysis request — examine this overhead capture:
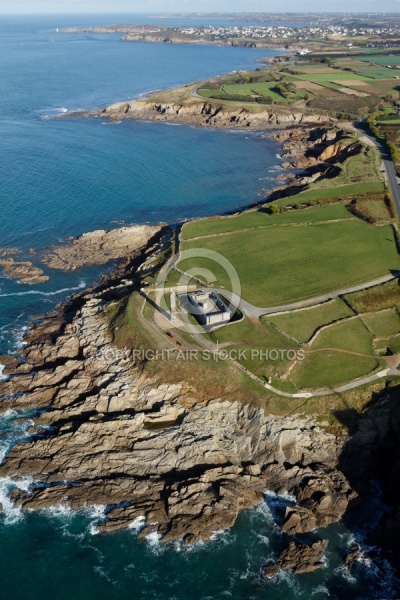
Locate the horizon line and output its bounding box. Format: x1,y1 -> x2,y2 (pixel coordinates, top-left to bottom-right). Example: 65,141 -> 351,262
2,10 -> 400,15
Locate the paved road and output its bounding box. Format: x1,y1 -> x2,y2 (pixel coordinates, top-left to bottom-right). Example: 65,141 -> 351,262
384,158 -> 400,220
351,122 -> 400,221
214,273 -> 398,319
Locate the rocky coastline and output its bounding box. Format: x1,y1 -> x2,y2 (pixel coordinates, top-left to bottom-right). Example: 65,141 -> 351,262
1,97 -> 398,579
81,97 -> 333,131
0,212 -> 399,577
0,228 -> 356,548
60,25 -> 291,50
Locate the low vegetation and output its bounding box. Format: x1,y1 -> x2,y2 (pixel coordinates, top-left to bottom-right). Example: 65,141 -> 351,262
361,309 -> 400,338
345,280 -> 400,312
179,211 -> 399,307
265,299 -> 354,344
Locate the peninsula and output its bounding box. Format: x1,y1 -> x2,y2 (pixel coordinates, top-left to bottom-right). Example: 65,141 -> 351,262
1,36 -> 400,580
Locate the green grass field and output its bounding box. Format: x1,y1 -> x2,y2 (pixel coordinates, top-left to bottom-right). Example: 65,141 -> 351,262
359,54 -> 400,67
291,350 -> 379,389
275,182 -> 385,208
179,217 -> 399,307
311,317 -> 373,354
290,317 -> 380,389
355,67 -> 397,79
223,83 -> 290,103
206,317 -> 297,382
377,335 -> 400,354
361,309 -> 400,338
265,299 -> 354,344
182,203 -> 353,240
291,72 -> 370,82
378,118 -> 400,125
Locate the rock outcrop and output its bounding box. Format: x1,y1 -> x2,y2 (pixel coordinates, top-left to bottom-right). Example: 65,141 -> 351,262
42,225 -> 163,270
263,539 -> 329,576
85,99 -> 332,131
337,390 -> 400,572
0,247 -> 356,543
0,258 -> 49,284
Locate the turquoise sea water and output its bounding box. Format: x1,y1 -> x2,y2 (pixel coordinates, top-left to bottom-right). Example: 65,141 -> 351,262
0,14 -> 398,600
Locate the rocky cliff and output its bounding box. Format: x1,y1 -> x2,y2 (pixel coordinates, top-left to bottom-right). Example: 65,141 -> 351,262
87,99 -> 333,130
0,236 -> 356,546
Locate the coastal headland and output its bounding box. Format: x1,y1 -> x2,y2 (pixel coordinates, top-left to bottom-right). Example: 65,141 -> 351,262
2,40 -> 400,578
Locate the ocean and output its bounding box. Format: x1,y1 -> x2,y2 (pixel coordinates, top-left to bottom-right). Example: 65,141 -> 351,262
0,14 -> 398,600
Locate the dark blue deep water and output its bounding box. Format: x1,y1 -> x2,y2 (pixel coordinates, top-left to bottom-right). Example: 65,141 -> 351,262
0,14 -> 398,600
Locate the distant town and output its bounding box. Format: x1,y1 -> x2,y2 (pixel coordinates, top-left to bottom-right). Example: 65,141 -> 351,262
169,23 -> 400,44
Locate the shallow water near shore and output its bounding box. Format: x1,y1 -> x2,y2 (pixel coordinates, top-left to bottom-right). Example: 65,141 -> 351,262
0,14 -> 399,600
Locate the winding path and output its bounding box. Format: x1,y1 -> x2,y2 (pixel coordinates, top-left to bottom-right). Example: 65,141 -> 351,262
214,273 -> 398,319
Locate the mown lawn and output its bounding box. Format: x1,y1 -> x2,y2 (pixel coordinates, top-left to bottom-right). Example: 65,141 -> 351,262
361,309 -> 400,338
182,203 -> 353,240
179,219 -> 400,307
206,317 -> 297,382
311,317 -> 374,354
223,83 -> 289,103
290,317 -> 380,389
265,298 -> 354,343
291,350 -> 380,389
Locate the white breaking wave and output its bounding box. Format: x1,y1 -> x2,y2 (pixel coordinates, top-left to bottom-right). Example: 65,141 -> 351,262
0,476 -> 33,525
128,515 -> 146,534
38,107 -> 68,120
0,364 -> 7,381
0,282 -> 86,298
145,530 -> 163,551
310,584 -> 330,597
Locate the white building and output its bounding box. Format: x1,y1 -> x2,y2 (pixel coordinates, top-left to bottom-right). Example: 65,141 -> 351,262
187,290 -> 232,326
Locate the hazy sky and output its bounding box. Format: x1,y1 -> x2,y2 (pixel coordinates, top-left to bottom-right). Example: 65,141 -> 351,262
1,0 -> 400,13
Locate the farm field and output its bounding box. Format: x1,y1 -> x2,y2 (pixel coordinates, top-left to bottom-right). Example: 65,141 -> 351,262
291,349 -> 380,389
289,317 -> 381,389
361,309 -> 400,338
265,298 -> 354,344
289,71 -> 370,81
378,118 -> 400,125
179,211 -> 399,307
275,182 -> 386,208
193,48 -> 400,121
206,317 -> 296,383
223,83 -> 290,103
182,203 -> 353,240
358,54 -> 400,67
310,316 -> 373,354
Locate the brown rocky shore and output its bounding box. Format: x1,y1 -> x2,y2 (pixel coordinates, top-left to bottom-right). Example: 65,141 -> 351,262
0,219 -> 399,578
0,223 -> 356,551
1,103 -> 398,577
82,97 -> 332,130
